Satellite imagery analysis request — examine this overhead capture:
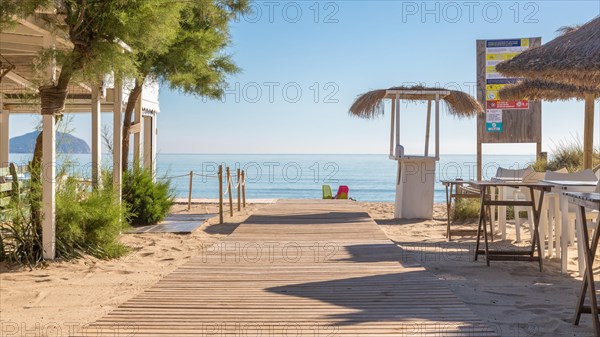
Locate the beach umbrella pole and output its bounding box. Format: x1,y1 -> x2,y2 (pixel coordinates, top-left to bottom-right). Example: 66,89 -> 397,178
583,94 -> 595,169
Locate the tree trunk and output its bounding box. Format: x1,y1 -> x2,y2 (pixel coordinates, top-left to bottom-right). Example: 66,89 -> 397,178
29,66 -> 73,228
122,78 -> 144,172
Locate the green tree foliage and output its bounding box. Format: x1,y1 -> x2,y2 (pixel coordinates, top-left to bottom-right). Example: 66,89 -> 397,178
122,169 -> 174,227
2,0 -> 184,230
121,0 -> 249,170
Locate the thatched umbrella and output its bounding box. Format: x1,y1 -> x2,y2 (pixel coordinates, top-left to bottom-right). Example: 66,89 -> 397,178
349,85 -> 483,118
496,16 -> 600,88
499,79 -> 600,102
496,16 -> 600,168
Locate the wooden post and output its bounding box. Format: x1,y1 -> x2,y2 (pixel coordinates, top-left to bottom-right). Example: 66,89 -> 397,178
42,113 -> 56,260
91,85 -> 101,188
477,142 -> 483,181
424,100 -> 431,156
0,110 -> 9,166
227,167 -> 233,216
583,94 -> 595,169
237,168 -> 241,211
187,170 -> 193,211
241,170 -> 246,208
218,165 -> 223,224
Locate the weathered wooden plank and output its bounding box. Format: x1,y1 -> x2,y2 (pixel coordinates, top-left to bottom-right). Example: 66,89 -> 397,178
71,200 -> 497,337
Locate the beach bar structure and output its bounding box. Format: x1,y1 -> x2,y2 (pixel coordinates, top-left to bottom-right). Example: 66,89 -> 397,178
0,17 -> 159,259
350,86 -> 483,219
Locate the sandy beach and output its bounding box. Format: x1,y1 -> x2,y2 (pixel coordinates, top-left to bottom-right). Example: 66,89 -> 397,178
0,203 -> 261,334
363,202 -> 596,337
0,201 -> 597,337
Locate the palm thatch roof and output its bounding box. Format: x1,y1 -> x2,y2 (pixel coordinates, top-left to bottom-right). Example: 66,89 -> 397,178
496,16 -> 600,88
349,85 -> 483,119
499,79 -> 600,101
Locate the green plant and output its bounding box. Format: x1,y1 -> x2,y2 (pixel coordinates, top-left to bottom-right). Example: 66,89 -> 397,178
1,196 -> 43,267
122,169 -> 174,227
452,199 -> 480,220
533,137 -> 600,172
56,176 -> 130,259
452,199 -> 523,221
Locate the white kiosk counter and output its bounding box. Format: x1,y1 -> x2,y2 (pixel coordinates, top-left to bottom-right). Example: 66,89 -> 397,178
350,86 -> 483,219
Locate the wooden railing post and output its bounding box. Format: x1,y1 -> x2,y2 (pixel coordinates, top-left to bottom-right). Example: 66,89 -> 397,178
237,168 -> 241,212
187,170 -> 193,211
227,167 -> 233,216
241,170 -> 246,208
218,165 -> 223,224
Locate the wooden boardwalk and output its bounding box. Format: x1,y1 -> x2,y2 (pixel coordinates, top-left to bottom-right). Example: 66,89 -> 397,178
77,200 -> 497,336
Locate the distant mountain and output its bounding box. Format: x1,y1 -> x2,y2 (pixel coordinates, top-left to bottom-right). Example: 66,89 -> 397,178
10,131 -> 91,154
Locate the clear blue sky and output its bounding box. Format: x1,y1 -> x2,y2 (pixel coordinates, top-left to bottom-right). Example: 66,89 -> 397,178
8,1 -> 600,155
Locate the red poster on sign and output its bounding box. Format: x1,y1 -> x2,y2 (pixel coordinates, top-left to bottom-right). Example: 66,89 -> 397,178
486,100 -> 529,109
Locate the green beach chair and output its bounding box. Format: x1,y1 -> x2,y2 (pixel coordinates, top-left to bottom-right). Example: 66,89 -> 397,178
322,185 -> 333,199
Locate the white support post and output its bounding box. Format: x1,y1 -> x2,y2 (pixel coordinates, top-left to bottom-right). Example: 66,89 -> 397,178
132,92 -> 142,166
42,114 -> 56,260
0,110 -> 9,166
91,85 -> 101,187
143,114 -> 156,175
395,96 -> 400,148
389,99 -> 395,157
435,94 -> 440,160
113,81 -> 123,199
424,100 -> 432,156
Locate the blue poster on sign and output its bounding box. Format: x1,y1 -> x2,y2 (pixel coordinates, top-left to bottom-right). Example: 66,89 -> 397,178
486,122 -> 503,132
486,39 -> 521,48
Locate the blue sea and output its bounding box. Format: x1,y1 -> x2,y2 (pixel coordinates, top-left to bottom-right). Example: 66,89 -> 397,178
8,154 -> 536,203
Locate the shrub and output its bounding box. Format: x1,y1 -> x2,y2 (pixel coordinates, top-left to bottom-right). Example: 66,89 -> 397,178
122,168 -> 174,227
1,172 -> 129,266
55,176 -> 130,259
452,199 -> 521,221
533,137 -> 600,172
452,199 -> 480,220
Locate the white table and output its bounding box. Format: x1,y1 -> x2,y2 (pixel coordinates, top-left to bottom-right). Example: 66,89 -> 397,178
541,180 -> 598,273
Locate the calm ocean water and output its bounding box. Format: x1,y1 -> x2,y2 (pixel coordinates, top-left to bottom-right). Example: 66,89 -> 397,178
8,153 -> 536,203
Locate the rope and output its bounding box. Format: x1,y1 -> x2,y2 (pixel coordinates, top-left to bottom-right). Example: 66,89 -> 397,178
161,174 -> 190,179
229,175 -> 240,189
161,173 -> 218,180
222,180 -> 230,196
193,173 -> 219,179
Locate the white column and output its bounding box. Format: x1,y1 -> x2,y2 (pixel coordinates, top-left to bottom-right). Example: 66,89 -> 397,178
389,99 -> 395,157
91,86 -> 101,187
0,109 -> 9,166
132,94 -> 142,166
395,96 -> 400,147
42,114 -> 56,260
143,114 -> 156,174
394,161 -> 404,218
424,100 -> 431,156
435,94 -> 440,160
113,82 -> 123,198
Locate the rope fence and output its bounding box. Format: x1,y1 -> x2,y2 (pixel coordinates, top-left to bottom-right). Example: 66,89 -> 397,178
161,165 -> 246,224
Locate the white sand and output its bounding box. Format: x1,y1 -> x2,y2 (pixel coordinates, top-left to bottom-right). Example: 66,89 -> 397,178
362,202 -> 596,337
0,203 -> 261,334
